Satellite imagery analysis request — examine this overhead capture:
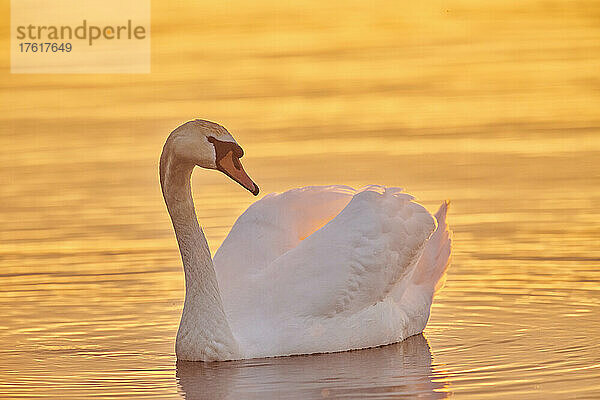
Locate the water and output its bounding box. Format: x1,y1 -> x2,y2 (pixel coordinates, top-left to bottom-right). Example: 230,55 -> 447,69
1,0 -> 599,398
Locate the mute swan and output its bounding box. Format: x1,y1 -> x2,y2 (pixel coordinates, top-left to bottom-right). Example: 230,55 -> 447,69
160,119 -> 452,361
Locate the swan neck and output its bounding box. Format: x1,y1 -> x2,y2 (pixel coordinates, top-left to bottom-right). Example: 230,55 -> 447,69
160,147 -> 239,361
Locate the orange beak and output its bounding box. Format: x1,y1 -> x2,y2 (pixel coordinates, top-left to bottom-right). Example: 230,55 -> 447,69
216,150 -> 259,196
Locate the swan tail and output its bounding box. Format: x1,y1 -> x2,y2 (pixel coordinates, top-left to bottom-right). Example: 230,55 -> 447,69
412,201 -> 452,294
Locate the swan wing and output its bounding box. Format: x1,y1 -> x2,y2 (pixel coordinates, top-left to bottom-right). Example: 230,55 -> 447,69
213,185 -> 355,283
258,185 -> 437,319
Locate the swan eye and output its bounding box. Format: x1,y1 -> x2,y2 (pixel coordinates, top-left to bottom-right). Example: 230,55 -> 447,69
207,136 -> 244,161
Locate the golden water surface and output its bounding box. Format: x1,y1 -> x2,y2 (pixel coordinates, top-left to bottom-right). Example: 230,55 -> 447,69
1,0 -> 599,398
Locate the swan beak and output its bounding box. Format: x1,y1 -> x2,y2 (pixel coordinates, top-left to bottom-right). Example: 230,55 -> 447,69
217,150 -> 260,196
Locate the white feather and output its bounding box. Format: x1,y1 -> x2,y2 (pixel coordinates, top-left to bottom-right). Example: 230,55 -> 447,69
213,185 -> 451,359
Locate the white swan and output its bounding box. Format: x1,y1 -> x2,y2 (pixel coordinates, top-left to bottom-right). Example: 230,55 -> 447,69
160,119 -> 452,361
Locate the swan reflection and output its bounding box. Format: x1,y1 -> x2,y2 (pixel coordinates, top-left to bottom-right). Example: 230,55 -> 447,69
176,334 -> 448,399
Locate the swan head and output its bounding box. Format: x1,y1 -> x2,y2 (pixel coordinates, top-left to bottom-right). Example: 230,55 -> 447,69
162,119 -> 259,196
